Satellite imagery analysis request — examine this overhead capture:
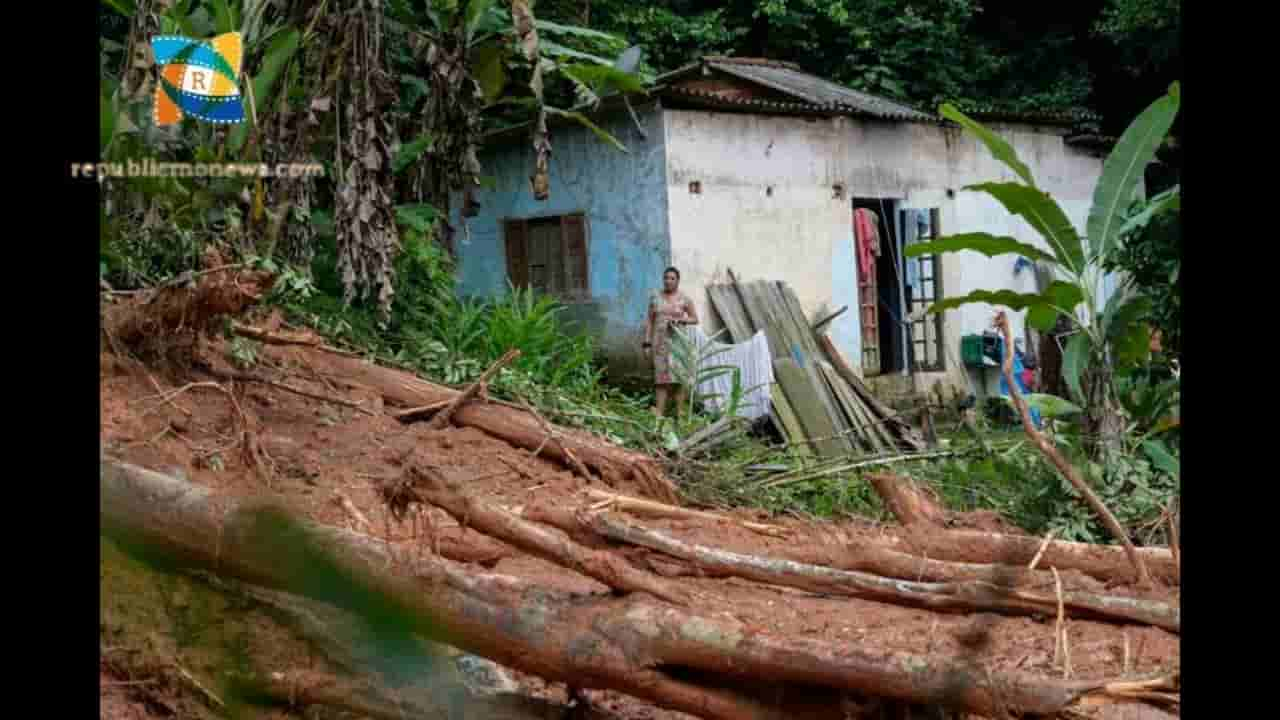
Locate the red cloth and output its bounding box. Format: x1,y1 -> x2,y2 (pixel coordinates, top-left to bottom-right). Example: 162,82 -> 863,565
853,209 -> 878,282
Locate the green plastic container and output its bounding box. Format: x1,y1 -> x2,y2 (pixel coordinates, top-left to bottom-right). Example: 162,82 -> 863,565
961,334 -> 985,367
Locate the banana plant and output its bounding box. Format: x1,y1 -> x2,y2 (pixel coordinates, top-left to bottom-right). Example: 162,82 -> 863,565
907,83 -> 1180,450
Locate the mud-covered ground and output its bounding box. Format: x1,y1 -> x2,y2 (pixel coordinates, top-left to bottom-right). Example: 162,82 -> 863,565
100,331 -> 1179,720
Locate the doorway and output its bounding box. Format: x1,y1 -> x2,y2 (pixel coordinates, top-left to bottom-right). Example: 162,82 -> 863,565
853,198 -> 905,376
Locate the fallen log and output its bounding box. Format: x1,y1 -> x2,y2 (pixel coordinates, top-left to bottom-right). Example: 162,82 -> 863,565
867,473 -> 950,526
278,343 -> 676,501
214,582 -> 589,720
573,512 -> 1179,632
524,504 -> 1100,591
253,669 -> 619,720
101,458 -> 1176,719
396,464 -> 691,606
884,527 -> 1179,586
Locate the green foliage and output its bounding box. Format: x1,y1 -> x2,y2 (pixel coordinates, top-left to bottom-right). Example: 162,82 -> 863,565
906,232 -> 1056,265
916,86 -> 1179,440
393,135 -> 436,174
908,431 -> 1179,545
544,107 -> 629,152
1087,84 -> 1180,258
1104,195 -> 1181,358
939,104 -> 1035,186
228,336 -> 260,369
1013,393 -> 1083,419
668,326 -> 742,420
482,284 -> 602,393
1094,0 -> 1181,78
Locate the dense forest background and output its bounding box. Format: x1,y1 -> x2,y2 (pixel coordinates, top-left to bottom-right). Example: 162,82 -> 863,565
101,0 -> 1181,149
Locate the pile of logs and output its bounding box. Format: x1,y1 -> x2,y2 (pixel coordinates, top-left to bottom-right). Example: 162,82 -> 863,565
102,459 -> 1179,720
101,263 -> 1178,719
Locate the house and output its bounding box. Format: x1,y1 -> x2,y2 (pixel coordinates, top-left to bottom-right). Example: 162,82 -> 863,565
451,56 -> 1108,399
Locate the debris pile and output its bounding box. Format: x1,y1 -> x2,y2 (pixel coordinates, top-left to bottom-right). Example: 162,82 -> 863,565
707,272 -> 925,456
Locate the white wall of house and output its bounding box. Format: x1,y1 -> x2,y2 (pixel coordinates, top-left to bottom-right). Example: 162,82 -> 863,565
662,108 -> 1104,396
663,110 -> 859,360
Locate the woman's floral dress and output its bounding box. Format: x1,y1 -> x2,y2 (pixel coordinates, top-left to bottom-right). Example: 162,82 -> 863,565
649,290 -> 695,386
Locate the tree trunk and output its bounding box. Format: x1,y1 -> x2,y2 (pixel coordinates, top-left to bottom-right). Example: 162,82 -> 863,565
887,527 -> 1176,585
1082,361 -> 1126,459
101,459 -> 1173,719
561,511 -> 1177,632
397,464 -> 692,606
274,341 -> 676,501
524,503 -> 1102,591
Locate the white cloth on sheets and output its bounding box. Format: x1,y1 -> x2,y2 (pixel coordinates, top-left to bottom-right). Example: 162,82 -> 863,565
680,326 -> 774,420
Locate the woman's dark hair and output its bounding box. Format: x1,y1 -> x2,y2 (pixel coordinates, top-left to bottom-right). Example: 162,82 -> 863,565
663,266 -> 680,280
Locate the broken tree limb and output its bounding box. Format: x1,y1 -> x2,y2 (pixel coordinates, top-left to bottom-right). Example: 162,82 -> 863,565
583,489 -> 789,538
230,322 -> 362,357
576,512 -> 1178,632
993,312 -> 1152,588
428,349 -> 521,430
393,400 -> 452,423
285,346 -> 676,500
100,459 -> 1178,719
399,464 -> 691,606
867,473 -> 950,527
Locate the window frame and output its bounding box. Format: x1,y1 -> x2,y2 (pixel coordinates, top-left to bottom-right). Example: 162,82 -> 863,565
502,212 -> 591,301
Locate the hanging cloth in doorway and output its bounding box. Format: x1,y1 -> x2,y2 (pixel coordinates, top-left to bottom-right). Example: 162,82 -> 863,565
853,208 -> 880,282
902,209 -> 931,296
682,326 -> 775,421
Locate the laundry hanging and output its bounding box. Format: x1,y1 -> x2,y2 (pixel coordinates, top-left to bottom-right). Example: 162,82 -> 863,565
853,208 -> 881,282
681,326 -> 774,421
902,209 -> 931,296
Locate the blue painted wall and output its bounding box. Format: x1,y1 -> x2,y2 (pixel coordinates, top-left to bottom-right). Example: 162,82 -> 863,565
452,104 -> 670,374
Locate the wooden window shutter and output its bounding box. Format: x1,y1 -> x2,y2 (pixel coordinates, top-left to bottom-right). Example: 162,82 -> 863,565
504,219 -> 530,289
561,214 -> 589,296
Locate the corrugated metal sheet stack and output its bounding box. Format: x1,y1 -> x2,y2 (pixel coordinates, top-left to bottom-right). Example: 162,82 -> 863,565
706,272 -> 925,456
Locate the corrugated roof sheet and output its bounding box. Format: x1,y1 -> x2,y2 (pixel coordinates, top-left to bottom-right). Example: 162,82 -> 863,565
660,87 -> 887,118
482,57 -> 1094,144
702,57 -> 933,122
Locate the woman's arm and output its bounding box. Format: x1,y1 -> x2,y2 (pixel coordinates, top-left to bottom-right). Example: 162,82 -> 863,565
682,296 -> 699,325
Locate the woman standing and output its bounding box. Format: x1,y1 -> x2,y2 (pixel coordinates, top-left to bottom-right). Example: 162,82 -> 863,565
643,267 -> 699,417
